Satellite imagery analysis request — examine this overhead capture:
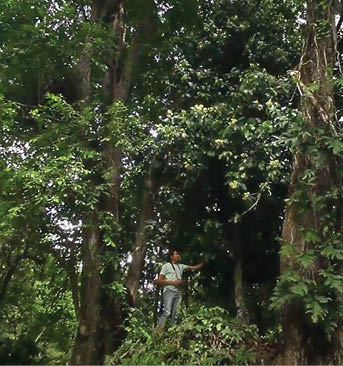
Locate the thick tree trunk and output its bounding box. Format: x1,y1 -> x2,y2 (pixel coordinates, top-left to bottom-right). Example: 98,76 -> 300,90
71,3 -> 120,363
70,0 -> 158,363
278,1 -> 343,363
71,214 -> 103,365
101,143 -> 123,356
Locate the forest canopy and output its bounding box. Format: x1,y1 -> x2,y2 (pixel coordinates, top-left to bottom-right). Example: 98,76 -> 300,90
1,0 -> 343,365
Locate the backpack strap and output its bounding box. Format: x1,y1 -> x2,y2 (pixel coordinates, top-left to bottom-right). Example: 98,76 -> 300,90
170,263 -> 182,280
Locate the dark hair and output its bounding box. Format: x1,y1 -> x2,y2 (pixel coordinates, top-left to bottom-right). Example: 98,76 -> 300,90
168,248 -> 178,258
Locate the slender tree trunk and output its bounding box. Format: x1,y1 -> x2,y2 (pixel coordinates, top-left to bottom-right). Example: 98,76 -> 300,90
69,268 -> 81,323
232,227 -> 249,324
126,159 -> 160,306
0,256 -> 23,306
278,1 -> 343,363
0,238 -> 43,307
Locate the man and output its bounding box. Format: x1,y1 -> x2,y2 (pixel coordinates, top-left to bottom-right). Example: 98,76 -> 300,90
155,248 -> 204,330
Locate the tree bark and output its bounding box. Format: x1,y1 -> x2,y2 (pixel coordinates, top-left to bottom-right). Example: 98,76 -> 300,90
71,2 -> 117,363
0,254 -> 24,306
278,1 -> 343,363
69,268 -> 81,323
232,226 -> 249,324
71,213 -> 103,365
99,0 -> 159,354
126,159 -> 161,306
70,0 -> 158,363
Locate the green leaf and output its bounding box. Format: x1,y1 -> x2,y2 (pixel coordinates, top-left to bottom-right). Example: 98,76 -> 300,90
296,250 -> 316,268
305,300 -> 327,323
321,246 -> 343,260
291,281 -> 308,296
303,230 -> 321,244
330,140 -> 343,155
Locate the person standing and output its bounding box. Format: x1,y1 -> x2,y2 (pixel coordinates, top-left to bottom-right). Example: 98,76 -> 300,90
155,248 -> 204,330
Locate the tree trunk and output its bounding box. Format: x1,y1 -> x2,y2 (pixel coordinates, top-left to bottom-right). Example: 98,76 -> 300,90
71,2 -> 120,363
69,268 -> 81,324
0,254 -> 24,307
278,1 -> 343,363
0,238 -> 43,308
71,213 -> 103,365
101,143 -> 123,356
232,227 -> 249,324
126,159 -> 161,306
70,0 -> 158,363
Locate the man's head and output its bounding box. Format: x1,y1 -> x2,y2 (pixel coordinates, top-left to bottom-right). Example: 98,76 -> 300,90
168,248 -> 181,263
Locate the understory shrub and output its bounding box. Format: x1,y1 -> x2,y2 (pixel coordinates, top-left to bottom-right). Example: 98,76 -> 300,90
107,304 -> 272,365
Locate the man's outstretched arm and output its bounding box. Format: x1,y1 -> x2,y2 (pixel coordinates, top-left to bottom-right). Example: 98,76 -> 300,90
187,262 -> 205,271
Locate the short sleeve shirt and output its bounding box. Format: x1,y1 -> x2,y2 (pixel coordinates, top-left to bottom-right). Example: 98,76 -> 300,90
160,262 -> 188,293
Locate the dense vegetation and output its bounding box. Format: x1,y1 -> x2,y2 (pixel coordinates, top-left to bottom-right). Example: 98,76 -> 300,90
1,0 -> 343,364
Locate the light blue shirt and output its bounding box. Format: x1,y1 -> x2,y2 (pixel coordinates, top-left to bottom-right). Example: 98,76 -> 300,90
160,262 -> 188,293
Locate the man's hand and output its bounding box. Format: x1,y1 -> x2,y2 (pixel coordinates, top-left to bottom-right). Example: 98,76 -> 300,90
174,279 -> 183,286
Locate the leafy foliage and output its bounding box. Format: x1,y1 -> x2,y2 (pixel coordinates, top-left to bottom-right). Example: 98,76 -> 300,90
0,258 -> 77,364
107,305 -> 272,365
271,115 -> 343,333
2,0 -> 336,362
